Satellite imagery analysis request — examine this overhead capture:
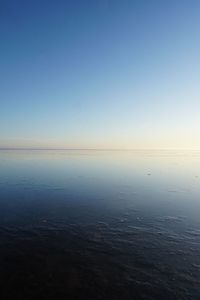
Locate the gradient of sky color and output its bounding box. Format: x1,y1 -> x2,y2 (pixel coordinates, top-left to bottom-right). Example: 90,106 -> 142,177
1,0 -> 200,149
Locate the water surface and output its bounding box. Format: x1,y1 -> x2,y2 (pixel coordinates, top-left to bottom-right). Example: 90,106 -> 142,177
0,150 -> 200,299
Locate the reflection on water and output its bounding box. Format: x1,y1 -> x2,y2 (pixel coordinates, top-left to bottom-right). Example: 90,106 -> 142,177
0,150 -> 200,299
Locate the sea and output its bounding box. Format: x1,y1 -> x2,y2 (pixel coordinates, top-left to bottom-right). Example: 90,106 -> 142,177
0,150 -> 200,299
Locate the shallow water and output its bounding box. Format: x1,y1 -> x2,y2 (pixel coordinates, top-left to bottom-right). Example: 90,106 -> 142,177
0,150 -> 200,299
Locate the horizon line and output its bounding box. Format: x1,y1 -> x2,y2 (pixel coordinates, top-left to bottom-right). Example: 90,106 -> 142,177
0,147 -> 200,151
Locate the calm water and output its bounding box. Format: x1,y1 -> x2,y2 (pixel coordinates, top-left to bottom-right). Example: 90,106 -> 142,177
0,150 -> 200,299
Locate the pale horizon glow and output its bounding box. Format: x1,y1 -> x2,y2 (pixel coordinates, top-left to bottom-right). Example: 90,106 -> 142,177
1,1 -> 200,150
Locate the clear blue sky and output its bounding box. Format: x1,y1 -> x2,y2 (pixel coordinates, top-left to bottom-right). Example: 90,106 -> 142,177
1,0 -> 200,149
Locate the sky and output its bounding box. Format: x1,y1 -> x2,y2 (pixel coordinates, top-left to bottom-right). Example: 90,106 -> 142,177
0,0 -> 200,149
